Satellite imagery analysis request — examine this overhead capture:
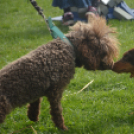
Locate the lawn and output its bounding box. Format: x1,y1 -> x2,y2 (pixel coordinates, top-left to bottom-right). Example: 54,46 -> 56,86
1,0 -> 134,134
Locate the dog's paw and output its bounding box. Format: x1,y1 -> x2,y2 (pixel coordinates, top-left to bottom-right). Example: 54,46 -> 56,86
28,116 -> 39,122
62,125 -> 68,131
57,125 -> 68,131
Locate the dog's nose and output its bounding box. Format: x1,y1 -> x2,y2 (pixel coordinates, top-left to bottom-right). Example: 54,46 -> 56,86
104,62 -> 114,70
110,61 -> 114,69
99,62 -> 113,70
105,63 -> 113,70
112,63 -> 117,72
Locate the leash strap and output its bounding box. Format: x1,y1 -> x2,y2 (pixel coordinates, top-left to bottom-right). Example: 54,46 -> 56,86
30,0 -> 50,32
48,17 -> 72,46
29,0 -> 72,46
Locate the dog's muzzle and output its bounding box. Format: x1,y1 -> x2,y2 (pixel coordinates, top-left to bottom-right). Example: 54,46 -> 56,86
99,61 -> 114,70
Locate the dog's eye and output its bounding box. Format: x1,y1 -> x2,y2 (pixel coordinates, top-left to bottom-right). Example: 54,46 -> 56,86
123,55 -> 128,61
101,51 -> 107,58
123,54 -> 134,65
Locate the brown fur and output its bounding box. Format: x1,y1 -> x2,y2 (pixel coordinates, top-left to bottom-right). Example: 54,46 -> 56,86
113,48 -> 134,78
0,17 -> 119,130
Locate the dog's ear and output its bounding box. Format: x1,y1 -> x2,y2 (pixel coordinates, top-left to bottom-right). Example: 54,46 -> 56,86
123,49 -> 134,65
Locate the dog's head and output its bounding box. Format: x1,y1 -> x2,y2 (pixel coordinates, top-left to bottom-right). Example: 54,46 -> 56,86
67,17 -> 119,70
113,48 -> 134,78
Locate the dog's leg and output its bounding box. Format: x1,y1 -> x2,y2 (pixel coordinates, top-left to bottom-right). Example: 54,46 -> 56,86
47,88 -> 68,130
27,98 -> 41,122
0,95 -> 12,123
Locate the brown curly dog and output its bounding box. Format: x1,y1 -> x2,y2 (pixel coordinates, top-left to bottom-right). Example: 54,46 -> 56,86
0,17 -> 119,130
113,48 -> 134,78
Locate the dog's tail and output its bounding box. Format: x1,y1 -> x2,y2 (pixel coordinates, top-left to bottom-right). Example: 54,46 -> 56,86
0,95 -> 12,123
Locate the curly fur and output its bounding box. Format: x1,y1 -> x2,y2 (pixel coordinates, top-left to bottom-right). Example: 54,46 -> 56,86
0,17 -> 119,130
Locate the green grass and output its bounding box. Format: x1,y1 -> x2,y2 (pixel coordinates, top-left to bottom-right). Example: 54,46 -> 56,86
1,0 -> 134,133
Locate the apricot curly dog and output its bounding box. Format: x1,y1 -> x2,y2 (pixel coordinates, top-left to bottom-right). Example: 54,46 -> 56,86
0,17 -> 119,130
